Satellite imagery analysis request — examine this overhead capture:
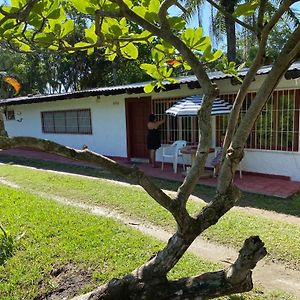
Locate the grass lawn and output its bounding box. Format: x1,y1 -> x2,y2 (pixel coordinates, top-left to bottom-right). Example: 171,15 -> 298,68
1,154 -> 299,217
0,185 -> 295,300
0,160 -> 299,270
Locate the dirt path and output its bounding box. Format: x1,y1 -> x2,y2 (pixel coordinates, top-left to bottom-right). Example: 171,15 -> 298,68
1,175 -> 300,298
2,163 -> 300,227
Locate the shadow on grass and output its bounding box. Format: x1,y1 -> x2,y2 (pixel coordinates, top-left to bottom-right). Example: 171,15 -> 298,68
0,154 -> 299,218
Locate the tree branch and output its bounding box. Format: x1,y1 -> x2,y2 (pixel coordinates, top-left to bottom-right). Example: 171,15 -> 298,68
158,0 -> 175,30
75,236 -> 267,300
0,0 -> 39,26
0,136 -> 180,216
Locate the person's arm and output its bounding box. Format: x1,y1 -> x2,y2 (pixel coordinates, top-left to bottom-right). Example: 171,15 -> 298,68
156,116 -> 166,126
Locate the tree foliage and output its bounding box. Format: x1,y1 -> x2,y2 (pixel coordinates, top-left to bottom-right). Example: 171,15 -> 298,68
0,1 -> 299,299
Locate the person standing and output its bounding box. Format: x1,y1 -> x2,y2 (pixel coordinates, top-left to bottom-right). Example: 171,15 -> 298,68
147,113 -> 165,167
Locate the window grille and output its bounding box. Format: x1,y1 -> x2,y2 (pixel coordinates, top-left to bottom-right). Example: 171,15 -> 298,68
153,89 -> 300,151
153,97 -> 199,145
216,89 -> 299,151
41,109 -> 92,134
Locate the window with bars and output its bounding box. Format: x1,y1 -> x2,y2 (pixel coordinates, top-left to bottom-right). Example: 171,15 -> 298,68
216,90 -> 299,151
153,97 -> 199,145
153,90 -> 300,151
41,109 -> 92,134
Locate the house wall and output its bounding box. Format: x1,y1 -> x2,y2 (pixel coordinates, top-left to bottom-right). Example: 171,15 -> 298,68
4,95 -> 128,157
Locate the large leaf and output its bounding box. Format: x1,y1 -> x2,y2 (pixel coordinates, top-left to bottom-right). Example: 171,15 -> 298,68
47,8 -> 61,20
168,16 -> 186,31
152,45 -> 165,62
11,0 -> 27,8
144,82 -> 156,93
68,0 -> 93,14
234,1 -> 259,17
61,20 -> 74,37
120,42 -> 138,59
85,25 -> 97,44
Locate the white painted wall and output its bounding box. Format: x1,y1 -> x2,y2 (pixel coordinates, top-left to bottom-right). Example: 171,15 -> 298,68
242,150 -> 300,181
4,95 -> 128,157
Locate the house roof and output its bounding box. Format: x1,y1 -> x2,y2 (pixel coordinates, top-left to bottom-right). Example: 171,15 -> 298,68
1,61 -> 300,106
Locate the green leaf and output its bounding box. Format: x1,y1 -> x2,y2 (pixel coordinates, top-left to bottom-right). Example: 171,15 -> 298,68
120,42 -> 138,59
152,45 -> 165,62
48,44 -> 59,51
31,2 -> 45,15
85,25 -> 97,44
18,42 -> 31,52
105,46 -> 117,61
144,82 -> 155,93
140,63 -> 157,73
133,6 -> 147,19
61,20 -> 74,37
34,32 -> 55,44
183,61 -> 191,71
168,16 -> 186,30
233,1 -> 259,17
123,0 -> 133,8
110,25 -> 122,37
1,20 -> 15,31
11,0 -> 26,8
27,13 -> 43,27
205,49 -> 223,62
68,0 -> 91,14
148,0 -> 160,13
87,47 -> 94,55
194,36 -> 210,51
47,8 -> 61,19
12,39 -> 31,51
74,41 -> 92,49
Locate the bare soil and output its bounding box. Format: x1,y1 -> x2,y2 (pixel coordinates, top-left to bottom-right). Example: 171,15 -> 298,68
34,263 -> 92,300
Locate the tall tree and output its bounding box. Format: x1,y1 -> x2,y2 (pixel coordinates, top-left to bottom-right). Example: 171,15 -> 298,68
184,0 -> 299,63
184,0 -> 239,61
0,1 -> 299,299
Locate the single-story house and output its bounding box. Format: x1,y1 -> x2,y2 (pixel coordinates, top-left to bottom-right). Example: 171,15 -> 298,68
1,62 -> 300,181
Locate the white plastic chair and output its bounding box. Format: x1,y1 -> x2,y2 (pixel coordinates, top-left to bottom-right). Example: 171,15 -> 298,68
161,140 -> 187,173
213,147 -> 243,179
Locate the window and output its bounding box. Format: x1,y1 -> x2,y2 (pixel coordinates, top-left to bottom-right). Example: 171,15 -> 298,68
5,110 -> 15,120
153,97 -> 199,145
154,89 -> 300,152
41,109 -> 92,134
216,90 -> 299,151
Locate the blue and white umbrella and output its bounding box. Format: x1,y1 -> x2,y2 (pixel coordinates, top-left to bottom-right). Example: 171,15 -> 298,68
165,95 -> 232,116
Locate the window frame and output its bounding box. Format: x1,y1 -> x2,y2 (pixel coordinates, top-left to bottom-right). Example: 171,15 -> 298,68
216,89 -> 299,152
41,108 -> 92,135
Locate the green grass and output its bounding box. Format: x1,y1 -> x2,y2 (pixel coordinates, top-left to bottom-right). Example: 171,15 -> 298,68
1,154 -> 300,217
0,186 -> 294,300
0,162 -> 299,271
0,186 -> 219,299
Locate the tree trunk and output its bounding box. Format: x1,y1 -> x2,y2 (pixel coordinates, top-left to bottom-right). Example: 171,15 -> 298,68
74,236 -> 266,300
221,0 -> 237,62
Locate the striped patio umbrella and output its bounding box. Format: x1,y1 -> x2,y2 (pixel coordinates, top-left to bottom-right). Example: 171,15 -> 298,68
165,95 -> 232,116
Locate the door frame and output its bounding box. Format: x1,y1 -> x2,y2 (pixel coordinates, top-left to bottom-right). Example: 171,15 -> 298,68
125,96 -> 152,159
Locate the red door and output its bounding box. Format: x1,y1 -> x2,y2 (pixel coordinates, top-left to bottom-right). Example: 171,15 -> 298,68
126,97 -> 151,159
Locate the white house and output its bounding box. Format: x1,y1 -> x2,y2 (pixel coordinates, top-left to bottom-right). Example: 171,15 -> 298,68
1,62 -> 300,181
